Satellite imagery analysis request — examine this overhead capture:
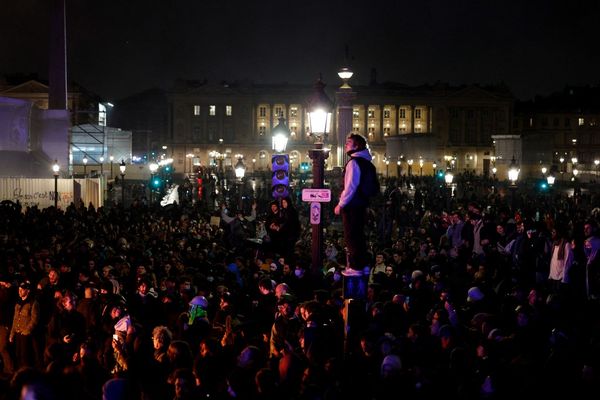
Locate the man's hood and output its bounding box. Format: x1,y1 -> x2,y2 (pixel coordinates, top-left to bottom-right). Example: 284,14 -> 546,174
350,148 -> 372,161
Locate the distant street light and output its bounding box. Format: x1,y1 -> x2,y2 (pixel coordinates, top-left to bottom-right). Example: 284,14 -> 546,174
407,159 -> 414,176
52,160 -> 60,208
508,156 -> 520,210
547,174 -> 556,186
235,157 -> 246,211
119,160 -> 126,206
82,155 -> 88,177
419,158 -> 424,176
149,162 -> 159,204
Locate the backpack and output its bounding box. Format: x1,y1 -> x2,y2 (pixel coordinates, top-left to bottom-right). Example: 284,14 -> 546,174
353,157 -> 380,198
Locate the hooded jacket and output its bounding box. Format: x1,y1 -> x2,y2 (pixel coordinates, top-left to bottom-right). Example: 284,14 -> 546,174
338,148 -> 373,209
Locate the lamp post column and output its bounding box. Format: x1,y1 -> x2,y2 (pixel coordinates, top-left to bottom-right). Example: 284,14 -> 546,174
52,160 -> 60,208
119,160 -> 126,207
309,143 -> 329,274
335,67 -> 356,167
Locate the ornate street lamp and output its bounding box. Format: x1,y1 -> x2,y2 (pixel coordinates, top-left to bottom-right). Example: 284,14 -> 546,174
119,160 -> 126,206
272,117 -> 290,153
419,158 -> 424,176
82,155 -> 88,177
337,67 -> 353,89
235,157 -> 246,211
546,174 -> 556,186
444,170 -> 454,210
508,156 -> 520,186
52,160 -> 60,208
407,159 -> 414,176
508,156 -> 519,210
444,170 -> 454,186
306,76 -> 333,273
149,162 -> 159,204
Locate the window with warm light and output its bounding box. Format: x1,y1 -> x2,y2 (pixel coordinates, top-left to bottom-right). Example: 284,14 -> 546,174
368,127 -> 375,137
353,108 -> 360,119
193,105 -> 200,116
290,107 -> 298,118
579,117 -> 585,126
259,126 -> 266,136
226,105 -> 232,116
259,106 -> 266,117
275,107 -> 283,118
368,109 -> 375,119
383,109 -> 390,119
415,108 -> 422,119
399,108 -> 406,119
383,127 -> 390,136
209,105 -> 216,116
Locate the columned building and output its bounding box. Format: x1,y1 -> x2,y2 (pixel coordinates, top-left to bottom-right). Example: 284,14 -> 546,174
167,80 -> 514,177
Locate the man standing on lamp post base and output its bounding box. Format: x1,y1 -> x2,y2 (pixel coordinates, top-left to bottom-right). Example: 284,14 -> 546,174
334,133 -> 376,277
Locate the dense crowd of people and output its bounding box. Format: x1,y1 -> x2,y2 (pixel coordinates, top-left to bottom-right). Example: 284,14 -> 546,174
0,175 -> 599,400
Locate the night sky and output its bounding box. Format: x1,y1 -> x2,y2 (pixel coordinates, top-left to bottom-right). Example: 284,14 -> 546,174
2,0 -> 599,101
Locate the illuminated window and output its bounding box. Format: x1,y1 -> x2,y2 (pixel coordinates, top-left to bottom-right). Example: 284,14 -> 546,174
368,127 -> 375,136
415,108 -> 421,119
368,109 -> 375,119
353,108 -> 360,119
399,108 -> 406,119
290,107 -> 298,118
383,127 -> 391,136
579,117 -> 585,126
275,107 -> 283,117
383,109 -> 390,119
193,105 -> 200,116
258,126 -> 266,136
226,105 -> 232,116
209,105 -> 216,116
259,107 -> 266,117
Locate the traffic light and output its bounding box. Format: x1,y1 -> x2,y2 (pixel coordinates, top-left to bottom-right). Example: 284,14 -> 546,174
272,154 -> 289,199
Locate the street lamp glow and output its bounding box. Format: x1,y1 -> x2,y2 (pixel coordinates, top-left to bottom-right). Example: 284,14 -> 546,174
235,157 -> 246,179
541,167 -> 547,175
547,174 -> 556,186
100,156 -> 104,163
52,160 -> 60,175
573,169 -> 579,177
508,156 -> 520,184
119,160 -> 126,174
109,155 -> 114,162
407,159 -> 413,166
444,171 -> 454,185
337,67 -> 353,89
571,157 -> 578,165
82,156 -> 88,165
149,163 -> 159,174
595,159 -> 600,166
271,116 -> 290,153
306,78 -> 333,140
492,167 -> 497,174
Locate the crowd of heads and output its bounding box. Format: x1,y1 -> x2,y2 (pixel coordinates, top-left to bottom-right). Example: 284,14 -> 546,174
0,178 -> 598,399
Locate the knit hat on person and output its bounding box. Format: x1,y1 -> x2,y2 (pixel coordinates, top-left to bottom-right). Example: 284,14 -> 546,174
467,286 -> 485,302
